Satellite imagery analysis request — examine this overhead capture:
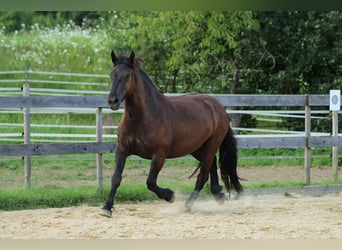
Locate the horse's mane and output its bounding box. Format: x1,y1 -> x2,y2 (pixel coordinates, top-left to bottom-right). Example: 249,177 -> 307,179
133,57 -> 144,68
136,66 -> 162,93
132,57 -> 162,93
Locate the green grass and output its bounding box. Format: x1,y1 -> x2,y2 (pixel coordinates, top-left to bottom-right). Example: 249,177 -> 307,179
0,185 -> 140,211
0,186 -> 100,210
0,182 -> 201,211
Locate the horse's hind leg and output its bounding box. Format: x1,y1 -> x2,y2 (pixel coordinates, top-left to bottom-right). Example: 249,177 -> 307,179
185,125 -> 228,211
209,158 -> 225,204
186,144 -> 218,211
185,164 -> 210,211
191,151 -> 224,204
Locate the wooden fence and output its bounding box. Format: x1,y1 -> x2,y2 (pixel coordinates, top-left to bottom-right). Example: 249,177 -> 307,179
0,93 -> 341,190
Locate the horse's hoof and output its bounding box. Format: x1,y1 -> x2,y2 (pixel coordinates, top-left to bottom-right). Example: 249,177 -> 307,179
214,193 -> 225,205
184,204 -> 192,213
184,199 -> 194,213
99,208 -> 112,218
215,198 -> 225,205
164,189 -> 175,203
168,193 -> 175,203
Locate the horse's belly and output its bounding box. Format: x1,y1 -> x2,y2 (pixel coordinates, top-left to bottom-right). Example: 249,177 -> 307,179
129,141 -> 154,160
167,130 -> 211,158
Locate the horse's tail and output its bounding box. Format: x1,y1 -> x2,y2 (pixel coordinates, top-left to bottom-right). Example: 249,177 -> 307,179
219,127 -> 243,194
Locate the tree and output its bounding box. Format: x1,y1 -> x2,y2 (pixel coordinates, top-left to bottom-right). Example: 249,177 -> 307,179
256,11 -> 342,132
257,11 -> 342,95
124,11 -> 265,94
109,11 -> 265,127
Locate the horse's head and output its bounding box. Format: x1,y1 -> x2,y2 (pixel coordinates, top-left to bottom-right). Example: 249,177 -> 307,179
108,50 -> 136,110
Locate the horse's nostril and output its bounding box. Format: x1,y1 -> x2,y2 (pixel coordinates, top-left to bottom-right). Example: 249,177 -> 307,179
108,96 -> 121,110
108,97 -> 118,105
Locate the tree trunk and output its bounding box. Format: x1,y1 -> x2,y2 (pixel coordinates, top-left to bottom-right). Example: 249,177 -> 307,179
171,68 -> 179,93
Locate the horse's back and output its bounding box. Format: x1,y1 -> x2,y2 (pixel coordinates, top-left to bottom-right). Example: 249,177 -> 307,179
163,93 -> 229,158
167,93 -> 227,120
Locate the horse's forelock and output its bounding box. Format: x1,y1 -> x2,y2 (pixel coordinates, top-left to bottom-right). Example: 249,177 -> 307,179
115,54 -> 144,69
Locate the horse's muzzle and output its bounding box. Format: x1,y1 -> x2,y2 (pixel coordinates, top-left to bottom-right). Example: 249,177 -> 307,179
108,97 -> 121,110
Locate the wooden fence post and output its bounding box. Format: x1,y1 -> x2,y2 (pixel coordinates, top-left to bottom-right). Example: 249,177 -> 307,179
96,107 -> 103,193
23,61 -> 31,188
332,110 -> 339,181
304,96 -> 311,185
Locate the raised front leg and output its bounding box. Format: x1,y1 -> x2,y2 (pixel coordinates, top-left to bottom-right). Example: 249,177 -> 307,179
146,155 -> 174,202
100,149 -> 127,217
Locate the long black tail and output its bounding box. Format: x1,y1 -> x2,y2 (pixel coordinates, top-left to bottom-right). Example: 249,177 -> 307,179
219,127 -> 243,194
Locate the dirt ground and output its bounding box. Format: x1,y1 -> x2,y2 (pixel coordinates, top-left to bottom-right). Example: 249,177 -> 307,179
238,165 -> 341,183
1,191 -> 342,239
1,166 -> 341,239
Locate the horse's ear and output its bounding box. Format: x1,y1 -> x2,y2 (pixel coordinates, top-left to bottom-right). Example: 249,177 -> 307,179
111,50 -> 118,65
129,51 -> 135,65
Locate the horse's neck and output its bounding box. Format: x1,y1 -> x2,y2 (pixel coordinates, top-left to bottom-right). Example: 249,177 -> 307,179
124,76 -> 164,121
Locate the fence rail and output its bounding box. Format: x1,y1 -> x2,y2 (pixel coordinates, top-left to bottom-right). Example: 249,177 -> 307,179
1,135 -> 341,154
0,94 -> 335,108
1,69 -> 341,189
0,92 -> 341,190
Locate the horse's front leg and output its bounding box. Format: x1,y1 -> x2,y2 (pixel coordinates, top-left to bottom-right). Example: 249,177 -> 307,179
100,149 -> 127,217
146,155 -> 175,202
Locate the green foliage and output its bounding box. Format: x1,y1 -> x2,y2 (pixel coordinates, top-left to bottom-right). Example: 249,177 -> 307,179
113,11 -> 265,94
1,11 -> 340,96
254,11 -> 342,131
0,19 -> 111,73
0,11 -> 109,33
257,11 -> 342,95
1,11 -> 340,95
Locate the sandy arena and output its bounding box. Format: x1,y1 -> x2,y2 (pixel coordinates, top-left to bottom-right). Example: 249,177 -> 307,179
1,191 -> 341,239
